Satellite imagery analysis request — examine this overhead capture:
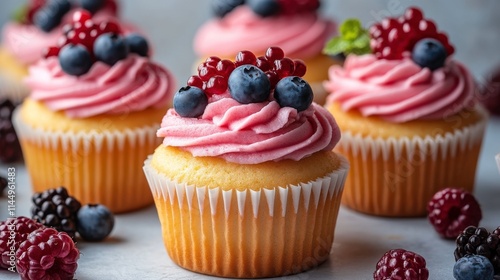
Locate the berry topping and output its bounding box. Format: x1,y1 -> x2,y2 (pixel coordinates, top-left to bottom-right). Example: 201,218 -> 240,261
16,228 -> 79,280
0,217 -> 45,269
173,86 -> 209,118
211,0 -> 245,18
76,204 -> 115,241
0,99 -> 23,163
125,33 -> 149,57
374,249 -> 429,280
228,65 -> 271,104
369,7 -> 454,60
454,255 -> 495,280
235,50 -> 257,67
77,0 -> 105,14
93,33 -> 129,66
411,38 -> 447,71
33,0 -> 71,33
455,226 -> 500,274
58,43 -> 93,76
427,188 -> 482,239
265,46 -> 285,61
274,76 -> 313,112
248,0 -> 280,17
212,0 -> 319,18
31,187 -> 82,239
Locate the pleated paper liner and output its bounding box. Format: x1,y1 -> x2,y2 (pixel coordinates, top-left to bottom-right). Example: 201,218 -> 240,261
143,155 -> 349,278
336,116 -> 487,217
13,109 -> 162,213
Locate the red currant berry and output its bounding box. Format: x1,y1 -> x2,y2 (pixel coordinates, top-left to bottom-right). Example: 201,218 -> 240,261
205,75 -> 228,96
72,10 -> 92,24
266,71 -> 280,89
99,21 -> 122,34
198,65 -> 217,81
216,59 -> 235,78
293,59 -> 306,77
205,56 -> 221,68
404,7 -> 424,23
187,75 -> 204,88
235,50 -> 257,67
274,58 -> 295,78
265,47 -> 285,61
42,46 -> 60,58
256,56 -> 271,72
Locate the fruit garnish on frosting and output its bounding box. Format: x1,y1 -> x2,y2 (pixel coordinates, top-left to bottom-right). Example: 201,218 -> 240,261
174,47 -> 312,118
43,10 -> 149,76
323,19 -> 371,59
211,0 -> 320,18
12,0 -> 118,32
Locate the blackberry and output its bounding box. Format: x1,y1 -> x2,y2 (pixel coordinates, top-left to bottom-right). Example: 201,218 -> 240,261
0,176 -> 6,196
0,98 -> 22,163
455,226 -> 500,274
31,187 -> 82,239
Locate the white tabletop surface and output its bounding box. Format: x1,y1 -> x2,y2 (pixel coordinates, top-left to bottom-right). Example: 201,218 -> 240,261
1,1 -> 500,279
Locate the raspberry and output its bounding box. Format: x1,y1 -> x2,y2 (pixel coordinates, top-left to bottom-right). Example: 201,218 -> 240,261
455,226 -> 500,274
16,228 -> 79,280
369,7 -> 454,60
0,217 -> 45,269
31,187 -> 82,239
0,98 -> 23,163
374,249 -> 429,280
427,188 -> 482,239
276,0 -> 320,15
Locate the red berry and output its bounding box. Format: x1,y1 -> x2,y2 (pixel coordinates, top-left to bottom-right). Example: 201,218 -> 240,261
293,59 -> 307,77
198,65 -> 217,81
427,188 -> 482,239
276,0 -> 320,15
187,75 -> 204,88
16,228 -> 79,280
0,217 -> 45,269
216,59 -> 235,78
374,249 -> 429,280
235,50 -> 257,67
62,24 -> 73,36
265,46 -> 285,61
27,0 -> 46,24
99,20 -> 122,34
256,56 -> 271,72
72,10 -> 92,24
205,56 -> 221,68
204,75 -> 228,96
266,70 -> 280,89
43,46 -> 60,58
103,0 -> 119,15
274,58 -> 295,78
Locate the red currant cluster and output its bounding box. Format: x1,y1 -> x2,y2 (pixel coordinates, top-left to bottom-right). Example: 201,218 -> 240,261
277,0 -> 320,15
369,7 -> 454,60
188,47 -> 306,96
44,10 -> 120,58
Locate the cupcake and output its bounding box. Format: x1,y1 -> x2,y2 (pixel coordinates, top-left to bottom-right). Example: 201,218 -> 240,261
13,14 -> 176,213
324,8 -> 488,217
194,0 -> 337,104
143,47 -> 349,278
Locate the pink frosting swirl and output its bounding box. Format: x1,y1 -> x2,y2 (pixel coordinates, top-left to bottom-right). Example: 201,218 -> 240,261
157,95 -> 340,164
2,9 -> 130,66
324,54 -> 475,123
194,6 -> 336,59
25,55 -> 176,118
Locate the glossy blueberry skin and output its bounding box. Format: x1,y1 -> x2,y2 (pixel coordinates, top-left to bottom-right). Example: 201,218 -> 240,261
77,0 -> 105,14
274,76 -> 313,112
34,0 -> 71,32
173,86 -> 208,118
58,44 -> 93,76
93,33 -> 129,66
411,38 -> 447,71
247,0 -> 280,17
125,34 -> 149,57
228,65 -> 271,104
211,0 -> 245,18
77,204 -> 115,241
453,255 -> 494,280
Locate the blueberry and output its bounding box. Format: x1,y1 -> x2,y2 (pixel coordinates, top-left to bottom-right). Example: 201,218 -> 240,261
228,65 -> 270,104
58,44 -> 93,76
453,255 -> 494,280
125,34 -> 149,57
173,86 -> 208,118
76,204 -> 115,242
411,38 -> 447,71
94,33 -> 129,66
211,0 -> 245,18
77,0 -> 105,14
247,0 -> 280,17
274,76 -> 313,112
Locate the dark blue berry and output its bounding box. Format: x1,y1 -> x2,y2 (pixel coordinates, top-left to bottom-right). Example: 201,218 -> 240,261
211,0 -> 245,18
453,255 -> 494,280
228,65 -> 270,104
173,86 -> 208,118
93,33 -> 129,66
411,38 -> 447,71
247,0 -> 280,17
274,76 -> 313,112
76,204 -> 115,242
125,34 -> 149,57
34,0 -> 71,33
77,0 -> 105,14
58,44 -> 93,76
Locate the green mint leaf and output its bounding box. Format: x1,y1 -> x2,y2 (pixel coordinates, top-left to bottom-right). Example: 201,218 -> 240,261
340,19 -> 363,41
323,37 -> 349,56
11,5 -> 28,24
323,18 -> 372,56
